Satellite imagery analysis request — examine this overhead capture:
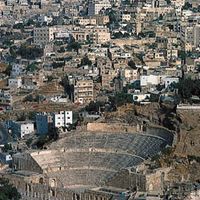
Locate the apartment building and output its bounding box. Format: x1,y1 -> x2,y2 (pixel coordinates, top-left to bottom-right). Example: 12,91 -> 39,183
122,68 -> 139,83
171,0 -> 185,7
0,89 -> 13,109
53,111 -> 73,128
11,64 -> 25,77
8,77 -> 22,89
194,25 -> 200,48
96,15 -> 109,25
88,0 -> 111,16
76,15 -> 109,26
9,121 -> 34,138
181,24 -> 200,50
76,17 -> 97,26
33,27 -> 55,45
36,112 -> 53,135
101,70 -> 118,89
72,26 -> 110,43
74,78 -> 94,104
121,13 -> 131,22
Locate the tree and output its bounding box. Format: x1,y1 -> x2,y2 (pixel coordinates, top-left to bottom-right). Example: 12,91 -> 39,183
113,32 -> 124,39
156,84 -> 165,91
9,46 -> 17,58
3,39 -> 14,47
4,64 -> 12,76
28,111 -> 36,120
26,19 -> 36,26
52,62 -> 65,68
109,92 -> 133,107
47,75 -> 54,82
26,138 -> 33,147
128,60 -> 137,69
198,5 -> 200,12
183,2 -> 192,10
17,45 -> 43,60
23,94 -> 34,102
0,178 -> 21,200
174,78 -> 200,100
13,23 -> 24,30
2,143 -> 12,152
67,41 -> 81,52
85,101 -> 104,113
123,32 -> 130,38
34,136 -> 49,149
26,63 -> 38,72
107,9 -> 118,24
165,0 -> 171,5
178,50 -> 186,62
49,128 -> 59,141
136,53 -> 145,64
60,75 -> 74,100
16,113 -> 26,121
138,32 -> 145,38
80,56 -> 92,66
196,64 -> 200,72
159,14 -> 163,20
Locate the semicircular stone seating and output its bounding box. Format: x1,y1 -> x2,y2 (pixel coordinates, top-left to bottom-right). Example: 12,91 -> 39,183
32,131 -> 172,188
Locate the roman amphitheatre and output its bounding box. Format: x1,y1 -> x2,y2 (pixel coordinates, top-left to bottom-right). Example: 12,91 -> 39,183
10,122 -> 175,199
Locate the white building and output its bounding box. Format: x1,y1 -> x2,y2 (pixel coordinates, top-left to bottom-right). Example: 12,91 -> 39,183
132,93 -> 150,102
140,75 -> 166,87
164,77 -> 179,88
18,0 -> 28,5
88,0 -> 111,16
167,49 -> 178,60
53,111 -> 73,128
38,15 -> 53,25
11,64 -> 25,77
8,77 -> 22,89
0,152 -> 12,164
55,31 -> 70,39
50,95 -> 68,103
121,13 -> 131,22
6,0 -> 15,6
9,121 -> 34,138
171,0 -> 185,7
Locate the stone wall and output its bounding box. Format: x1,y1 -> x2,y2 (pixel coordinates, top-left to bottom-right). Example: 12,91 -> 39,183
145,168 -> 171,194
1,172 -> 120,200
106,169 -> 146,191
87,122 -> 139,133
112,38 -> 156,48
12,153 -> 43,173
1,172 -> 75,200
87,123 -> 176,146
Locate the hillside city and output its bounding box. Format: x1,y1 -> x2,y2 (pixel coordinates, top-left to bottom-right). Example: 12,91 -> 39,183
0,0 -> 200,199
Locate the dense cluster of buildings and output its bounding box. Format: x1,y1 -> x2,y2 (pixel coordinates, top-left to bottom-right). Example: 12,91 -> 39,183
0,0 -> 200,199
0,0 -> 200,111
